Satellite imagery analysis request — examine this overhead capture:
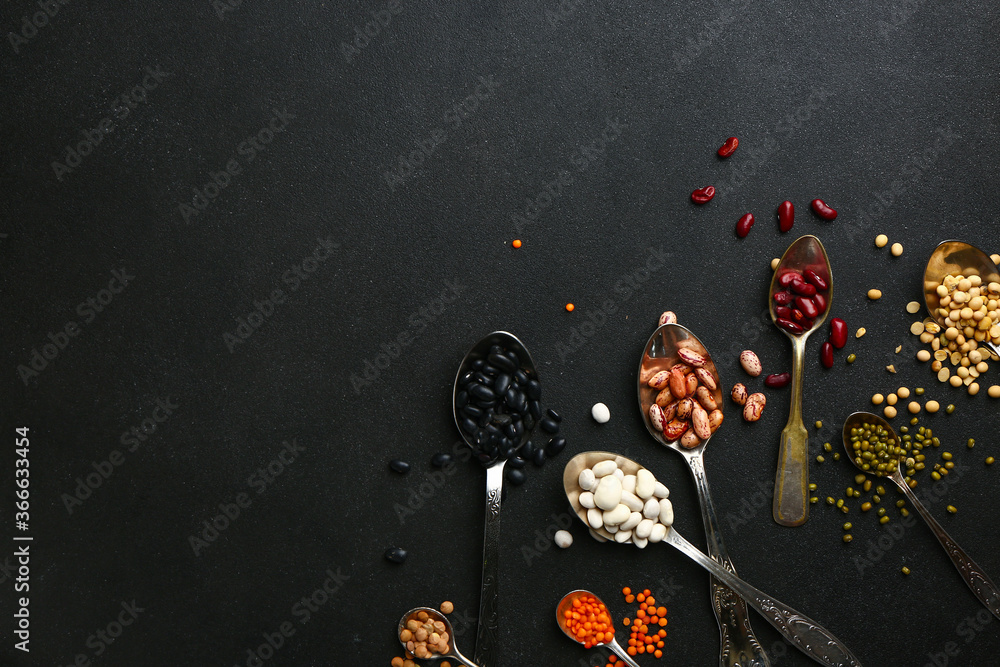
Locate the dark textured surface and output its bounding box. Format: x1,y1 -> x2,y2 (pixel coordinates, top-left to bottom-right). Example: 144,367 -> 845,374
3,1 -> 1000,665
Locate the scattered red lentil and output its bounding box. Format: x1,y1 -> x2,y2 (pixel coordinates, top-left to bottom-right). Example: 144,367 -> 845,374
512,239 -> 522,248
565,303 -> 575,312
621,587 -> 668,657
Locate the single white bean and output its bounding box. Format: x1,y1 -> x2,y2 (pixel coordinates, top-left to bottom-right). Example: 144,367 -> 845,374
635,469 -> 656,499
643,497 -> 660,519
592,403 -> 611,423
621,512 -> 643,532
579,491 -> 595,509
587,508 -> 603,529
614,529 -> 632,543
622,474 -> 637,494
554,530 -> 573,548
612,468 -> 625,481
594,475 -> 623,510
592,460 -> 617,478
633,536 -> 648,549
653,482 -> 669,499
635,518 -> 655,539
658,498 -> 674,526
648,523 -> 667,543
578,469 -> 597,492
603,504 -> 631,526
606,524 -> 619,534
620,490 -> 644,513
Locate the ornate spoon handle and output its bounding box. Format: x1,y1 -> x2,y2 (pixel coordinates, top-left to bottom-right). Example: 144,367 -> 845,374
686,453 -> 770,667
893,471 -> 1000,619
663,529 -> 863,667
472,461 -> 505,667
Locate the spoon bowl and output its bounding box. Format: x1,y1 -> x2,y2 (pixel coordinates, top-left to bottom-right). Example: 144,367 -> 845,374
769,234 -> 833,527
556,590 -> 641,667
638,324 -> 770,666
398,607 -> 478,667
842,412 -> 1000,619
453,331 -> 539,667
923,240 -> 1000,358
562,452 -> 862,667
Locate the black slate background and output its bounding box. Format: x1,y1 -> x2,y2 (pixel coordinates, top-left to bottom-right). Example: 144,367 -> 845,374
3,1 -> 1000,666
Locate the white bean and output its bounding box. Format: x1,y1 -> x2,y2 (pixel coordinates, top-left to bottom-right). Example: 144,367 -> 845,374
622,474 -> 637,494
635,469 -> 656,499
554,530 -> 573,548
579,491 -> 595,509
633,536 -> 648,549
653,482 -> 669,499
592,460 -> 617,478
591,403 -> 611,423
603,504 -> 631,526
621,512 -> 643,532
643,497 -> 660,519
606,524 -> 619,534
594,475 -> 623,510
612,468 -> 625,481
614,529 -> 632,543
648,523 -> 667,543
587,508 -> 603,529
578,469 -> 597,492
658,498 -> 674,526
635,518 -> 655,539
620,490 -> 644,512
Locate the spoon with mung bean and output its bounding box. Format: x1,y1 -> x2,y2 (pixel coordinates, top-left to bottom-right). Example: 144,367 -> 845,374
453,331 -> 539,667
768,234 -> 833,527
638,323 -> 770,667
398,607 -> 479,667
556,590 -> 641,667
922,240 -> 1000,359
842,411 -> 1000,619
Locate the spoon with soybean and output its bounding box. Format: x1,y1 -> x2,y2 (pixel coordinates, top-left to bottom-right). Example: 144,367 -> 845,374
398,607 -> 479,667
564,451 -> 863,667
842,411 -> 1000,619
556,590 -> 641,667
769,234 -> 833,527
638,323 -> 770,667
453,331 -> 539,667
923,240 -> 1000,359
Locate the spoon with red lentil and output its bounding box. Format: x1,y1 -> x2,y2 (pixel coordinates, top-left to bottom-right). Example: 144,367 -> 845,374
556,590 -> 640,667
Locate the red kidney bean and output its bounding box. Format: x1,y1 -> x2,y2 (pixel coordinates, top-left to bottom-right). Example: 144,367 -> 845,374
777,200 -> 794,232
765,372 -> 792,388
776,318 -> 804,334
790,279 -> 817,296
812,292 -> 827,314
775,306 -> 792,319
691,186 -> 716,204
820,342 -> 834,369
735,213 -> 755,237
796,296 -> 820,318
791,308 -> 806,322
717,137 -> 739,158
777,271 -> 799,287
811,199 -> 838,220
829,317 -> 848,348
773,290 -> 793,305
802,269 -> 828,290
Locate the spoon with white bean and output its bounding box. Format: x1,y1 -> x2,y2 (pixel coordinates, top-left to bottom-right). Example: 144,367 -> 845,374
563,451 -> 863,667
398,607 -> 479,667
638,323 -> 770,667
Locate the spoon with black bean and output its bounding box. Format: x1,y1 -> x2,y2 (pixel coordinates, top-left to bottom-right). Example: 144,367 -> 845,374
453,331 -> 562,667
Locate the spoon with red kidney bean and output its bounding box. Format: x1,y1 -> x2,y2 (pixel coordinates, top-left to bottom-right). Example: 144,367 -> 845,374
768,235 -> 833,527
638,324 -> 772,667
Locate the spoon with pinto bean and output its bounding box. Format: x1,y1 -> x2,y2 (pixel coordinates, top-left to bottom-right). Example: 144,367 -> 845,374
638,323 -> 770,667
768,234 -> 833,527
398,607 -> 479,667
842,411 -> 1000,619
923,240 -> 1000,359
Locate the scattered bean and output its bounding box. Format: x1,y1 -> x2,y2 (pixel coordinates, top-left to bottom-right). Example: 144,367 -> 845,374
829,317 -> 848,349
771,258 -> 780,270
777,200 -> 794,232
743,393 -> 766,422
925,400 -> 940,413
736,213 -> 755,238
592,403 -> 611,423
658,311 -> 677,326
868,289 -> 882,300
856,328 -> 866,338
717,136 -> 739,157
891,243 -> 903,257
875,234 -> 888,248
820,342 -> 834,369
554,530 -> 573,548
691,186 -> 716,204
390,459 -> 411,474
739,350 -> 762,376
731,383 -> 748,405
385,547 -> 408,564
765,372 -> 791,388
810,199 -> 838,220
884,405 -> 897,418
847,353 -> 857,363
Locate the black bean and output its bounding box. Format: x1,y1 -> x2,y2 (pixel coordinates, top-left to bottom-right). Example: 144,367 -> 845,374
506,351 -> 519,366
514,369 -> 528,386
546,437 -> 567,456
469,384 -> 495,401
526,380 -> 542,400
459,371 -> 475,386
506,467 -> 526,485
499,442 -> 514,459
521,440 -> 535,459
523,414 -> 535,430
461,418 -> 478,435
489,353 -> 516,372
483,365 -> 500,376
477,412 -> 492,427
385,547 -> 408,563
455,390 -> 468,408
507,455 -> 526,469
474,371 -> 492,385
532,448 -> 547,467
389,459 -> 410,474
505,387 -> 520,410
485,423 -> 501,435
529,400 -> 541,419
494,373 -> 511,396
511,392 -> 527,413
472,359 -> 485,370
540,418 -> 559,434
463,404 -> 483,418
546,408 -> 562,423
431,453 -> 454,468
504,422 -> 517,439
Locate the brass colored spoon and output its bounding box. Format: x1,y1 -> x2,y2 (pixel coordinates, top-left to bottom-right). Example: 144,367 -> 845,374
923,240 -> 1000,359
398,607 -> 478,667
556,590 -> 640,667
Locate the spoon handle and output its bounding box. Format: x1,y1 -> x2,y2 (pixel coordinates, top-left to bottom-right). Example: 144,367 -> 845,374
894,474 -> 1000,619
607,637 -> 642,667
664,529 -> 863,667
685,453 -> 771,667
773,334 -> 810,527
473,460 -> 505,667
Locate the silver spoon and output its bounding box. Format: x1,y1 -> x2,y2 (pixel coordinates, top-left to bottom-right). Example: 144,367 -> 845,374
923,240 -> 1000,359
769,234 -> 833,527
398,607 -> 479,667
638,323 -> 770,667
453,331 -> 538,667
842,411 -> 1000,619
563,451 -> 863,667
556,590 -> 641,667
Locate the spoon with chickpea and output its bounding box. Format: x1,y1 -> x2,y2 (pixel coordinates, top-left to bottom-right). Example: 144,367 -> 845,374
398,607 -> 479,667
